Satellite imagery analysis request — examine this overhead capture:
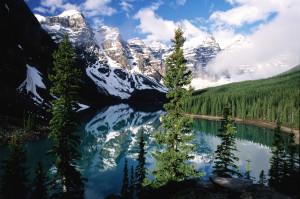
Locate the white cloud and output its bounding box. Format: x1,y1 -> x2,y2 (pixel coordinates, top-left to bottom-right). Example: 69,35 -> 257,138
209,0 -> 297,27
120,0 -> 133,12
134,4 -> 177,43
177,0 -> 186,6
134,2 -> 207,44
33,6 -> 48,13
212,28 -> 243,49
91,18 -> 104,30
34,0 -> 116,17
82,0 -> 116,17
207,3 -> 300,81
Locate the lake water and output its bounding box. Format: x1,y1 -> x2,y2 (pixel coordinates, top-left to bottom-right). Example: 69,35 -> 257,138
0,104 -> 276,199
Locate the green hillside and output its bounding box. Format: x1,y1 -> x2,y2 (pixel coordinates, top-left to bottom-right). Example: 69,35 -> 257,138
184,65 -> 300,128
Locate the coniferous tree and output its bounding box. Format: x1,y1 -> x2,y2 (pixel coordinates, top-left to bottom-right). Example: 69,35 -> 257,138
130,165 -> 135,199
280,130 -> 300,193
152,27 -> 202,187
121,158 -> 129,198
135,130 -> 147,198
212,106 -> 241,178
258,170 -> 267,185
287,131 -> 298,172
0,134 -> 29,199
268,121 -> 286,189
32,160 -> 49,199
48,34 -> 84,198
244,159 -> 253,181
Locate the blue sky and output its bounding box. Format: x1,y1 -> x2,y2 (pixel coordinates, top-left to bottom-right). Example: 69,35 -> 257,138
26,0 -> 299,79
25,0 -> 277,45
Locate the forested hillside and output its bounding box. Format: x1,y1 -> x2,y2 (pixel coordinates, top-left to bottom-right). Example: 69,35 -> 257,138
184,66 -> 300,128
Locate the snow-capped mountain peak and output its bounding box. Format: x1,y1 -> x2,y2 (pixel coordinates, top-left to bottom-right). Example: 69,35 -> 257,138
57,10 -> 82,18
149,40 -> 169,52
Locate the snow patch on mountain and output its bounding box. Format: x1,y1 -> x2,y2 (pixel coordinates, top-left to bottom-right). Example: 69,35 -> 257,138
77,103 -> 90,112
17,64 -> 46,104
58,10 -> 82,18
34,14 -> 46,23
5,4 -> 9,12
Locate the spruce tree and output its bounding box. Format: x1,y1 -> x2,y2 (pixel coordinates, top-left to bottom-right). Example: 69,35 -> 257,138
152,27 -> 201,187
121,158 -> 129,198
0,134 -> 29,199
48,34 -> 84,198
280,130 -> 300,193
244,159 -> 253,180
212,106 -> 241,178
130,165 -> 135,199
135,130 -> 147,198
258,170 -> 267,185
287,130 -> 298,172
268,121 -> 286,189
32,160 -> 49,199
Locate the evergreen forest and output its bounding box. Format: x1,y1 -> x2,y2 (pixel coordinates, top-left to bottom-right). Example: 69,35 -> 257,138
184,65 -> 300,128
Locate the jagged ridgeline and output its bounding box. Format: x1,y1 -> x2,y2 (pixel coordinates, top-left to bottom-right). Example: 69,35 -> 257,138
184,65 -> 300,128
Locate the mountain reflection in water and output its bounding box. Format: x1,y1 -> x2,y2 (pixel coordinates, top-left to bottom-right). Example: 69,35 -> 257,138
0,104 -> 275,199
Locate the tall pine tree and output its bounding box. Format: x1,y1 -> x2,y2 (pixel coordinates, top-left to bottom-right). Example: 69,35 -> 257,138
152,27 -> 201,187
130,165 -> 135,199
0,134 -> 29,199
32,160 -> 49,199
258,170 -> 267,185
121,158 -> 129,198
268,121 -> 286,189
212,106 -> 241,178
135,130 -> 147,198
48,34 -> 84,198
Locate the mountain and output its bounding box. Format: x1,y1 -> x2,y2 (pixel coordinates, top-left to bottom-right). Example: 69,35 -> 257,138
0,0 -> 57,118
37,10 -> 168,102
36,10 -> 224,94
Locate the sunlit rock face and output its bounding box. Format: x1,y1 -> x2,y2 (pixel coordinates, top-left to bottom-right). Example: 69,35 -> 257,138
36,11 -> 168,102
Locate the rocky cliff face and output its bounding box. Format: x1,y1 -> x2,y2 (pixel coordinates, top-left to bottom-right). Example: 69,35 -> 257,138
37,10 -> 168,101
0,0 -> 57,118
37,10 -> 222,89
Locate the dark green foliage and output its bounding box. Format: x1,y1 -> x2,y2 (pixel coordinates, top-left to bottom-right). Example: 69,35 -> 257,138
280,130 -> 300,194
135,130 -> 147,198
184,65 -> 300,128
130,165 -> 135,199
286,131 -> 298,172
212,106 -> 241,178
258,170 -> 267,185
32,161 -> 49,199
152,27 -> 202,187
244,159 -> 253,181
0,134 -> 29,199
48,34 -> 84,198
23,110 -> 36,132
268,121 -> 286,189
121,158 -> 129,198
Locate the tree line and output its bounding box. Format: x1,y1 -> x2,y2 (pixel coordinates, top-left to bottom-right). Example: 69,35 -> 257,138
184,68 -> 300,129
1,29 -> 299,199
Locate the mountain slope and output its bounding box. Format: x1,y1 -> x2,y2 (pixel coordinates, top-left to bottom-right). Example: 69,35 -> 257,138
0,0 -> 57,118
37,10 -> 168,102
184,65 -> 300,128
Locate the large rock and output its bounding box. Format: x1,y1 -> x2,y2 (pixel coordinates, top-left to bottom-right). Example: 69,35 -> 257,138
209,177 -> 291,199
210,177 -> 253,192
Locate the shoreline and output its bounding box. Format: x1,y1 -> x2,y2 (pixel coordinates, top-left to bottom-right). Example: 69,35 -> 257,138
186,113 -> 299,144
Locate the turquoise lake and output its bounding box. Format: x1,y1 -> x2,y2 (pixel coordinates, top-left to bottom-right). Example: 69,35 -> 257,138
0,104 -> 276,199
